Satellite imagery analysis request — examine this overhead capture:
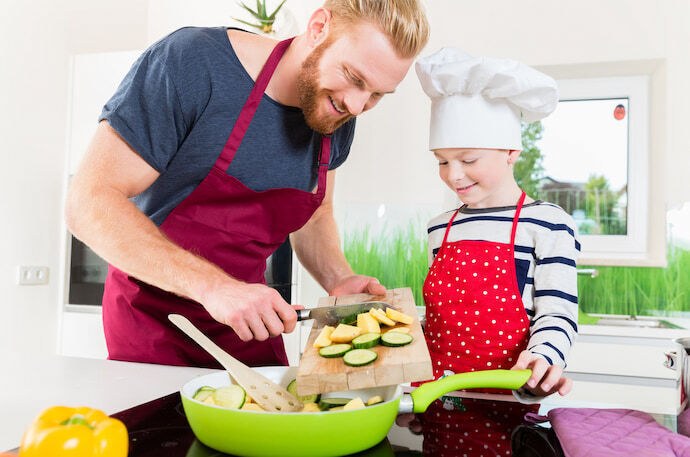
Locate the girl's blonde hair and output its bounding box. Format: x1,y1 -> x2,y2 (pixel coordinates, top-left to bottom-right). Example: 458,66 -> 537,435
323,0 -> 430,58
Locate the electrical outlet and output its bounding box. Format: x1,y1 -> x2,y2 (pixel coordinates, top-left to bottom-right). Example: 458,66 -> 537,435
17,266 -> 49,285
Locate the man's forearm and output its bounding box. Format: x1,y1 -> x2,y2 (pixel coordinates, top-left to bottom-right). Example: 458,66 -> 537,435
65,181 -> 233,304
290,202 -> 353,294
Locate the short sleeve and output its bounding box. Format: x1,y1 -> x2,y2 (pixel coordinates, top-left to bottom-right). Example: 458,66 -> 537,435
99,51 -> 188,173
328,118 -> 356,170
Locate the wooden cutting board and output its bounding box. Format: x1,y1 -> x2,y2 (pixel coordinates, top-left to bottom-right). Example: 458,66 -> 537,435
295,287 -> 433,396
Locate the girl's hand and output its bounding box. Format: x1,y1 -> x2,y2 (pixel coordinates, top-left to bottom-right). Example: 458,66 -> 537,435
511,350 -> 572,397
395,413 -> 423,435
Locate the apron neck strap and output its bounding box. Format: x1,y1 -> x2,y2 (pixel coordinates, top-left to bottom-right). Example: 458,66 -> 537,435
510,191 -> 527,246
215,37 -> 294,172
441,207 -> 463,246
314,135 -> 332,197
440,190 -> 527,248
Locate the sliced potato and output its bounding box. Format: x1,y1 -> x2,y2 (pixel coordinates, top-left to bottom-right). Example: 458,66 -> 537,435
329,406 -> 345,411
241,403 -> 265,411
329,324 -> 362,343
357,312 -> 381,334
369,308 -> 396,326
313,325 -> 335,348
203,395 -> 216,405
366,395 -> 384,406
343,397 -> 366,410
300,402 -> 321,413
385,307 -> 414,325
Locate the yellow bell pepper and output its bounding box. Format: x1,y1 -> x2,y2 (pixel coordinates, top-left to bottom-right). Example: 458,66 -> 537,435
20,406 -> 128,457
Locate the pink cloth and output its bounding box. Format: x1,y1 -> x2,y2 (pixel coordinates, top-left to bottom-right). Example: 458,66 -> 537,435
545,408 -> 690,457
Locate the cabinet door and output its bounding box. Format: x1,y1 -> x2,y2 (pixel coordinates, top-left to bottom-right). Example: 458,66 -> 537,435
67,51 -> 141,175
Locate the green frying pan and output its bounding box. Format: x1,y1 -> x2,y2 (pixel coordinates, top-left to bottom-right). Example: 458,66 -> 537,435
180,366 -> 531,457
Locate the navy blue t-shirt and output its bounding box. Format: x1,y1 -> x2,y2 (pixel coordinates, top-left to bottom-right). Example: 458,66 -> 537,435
100,27 -> 355,226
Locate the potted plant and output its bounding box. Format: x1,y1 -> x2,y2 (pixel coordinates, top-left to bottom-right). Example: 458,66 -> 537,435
233,0 -> 288,35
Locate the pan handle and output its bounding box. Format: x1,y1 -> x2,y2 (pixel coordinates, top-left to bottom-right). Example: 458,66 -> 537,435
409,369 -> 532,413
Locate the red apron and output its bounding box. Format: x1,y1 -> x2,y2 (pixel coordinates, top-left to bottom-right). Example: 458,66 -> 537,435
421,191 -> 531,392
417,192 -> 536,456
102,38 -> 332,368
421,398 -> 537,457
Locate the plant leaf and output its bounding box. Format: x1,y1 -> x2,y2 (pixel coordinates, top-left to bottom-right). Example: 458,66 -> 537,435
232,17 -> 265,31
267,0 -> 288,20
238,1 -> 261,20
259,0 -> 266,18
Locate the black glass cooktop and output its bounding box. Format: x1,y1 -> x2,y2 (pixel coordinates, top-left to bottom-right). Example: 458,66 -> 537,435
101,393 -> 564,457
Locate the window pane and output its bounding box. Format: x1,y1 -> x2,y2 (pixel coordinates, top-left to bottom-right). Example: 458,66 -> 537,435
535,98 -> 629,236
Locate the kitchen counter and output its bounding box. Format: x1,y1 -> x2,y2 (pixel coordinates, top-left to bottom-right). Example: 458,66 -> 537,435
0,349 -> 219,451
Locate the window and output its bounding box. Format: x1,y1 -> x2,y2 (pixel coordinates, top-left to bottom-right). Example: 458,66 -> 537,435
532,76 -> 650,263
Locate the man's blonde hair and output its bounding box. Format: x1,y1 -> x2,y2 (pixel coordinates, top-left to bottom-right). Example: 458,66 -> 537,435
323,0 -> 430,58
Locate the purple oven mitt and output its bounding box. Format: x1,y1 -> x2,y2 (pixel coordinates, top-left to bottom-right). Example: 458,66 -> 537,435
527,408 -> 690,457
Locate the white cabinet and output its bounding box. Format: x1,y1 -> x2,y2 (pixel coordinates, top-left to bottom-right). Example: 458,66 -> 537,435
66,51 -> 141,174
59,51 -> 142,359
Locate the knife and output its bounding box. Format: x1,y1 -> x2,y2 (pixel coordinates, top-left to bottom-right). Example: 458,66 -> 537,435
295,301 -> 399,327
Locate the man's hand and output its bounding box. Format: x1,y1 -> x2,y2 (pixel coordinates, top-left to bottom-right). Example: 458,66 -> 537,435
201,282 -> 300,342
511,350 -> 572,397
330,274 -> 386,296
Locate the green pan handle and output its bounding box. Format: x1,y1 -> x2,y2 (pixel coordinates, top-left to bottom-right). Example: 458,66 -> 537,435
410,369 -> 532,413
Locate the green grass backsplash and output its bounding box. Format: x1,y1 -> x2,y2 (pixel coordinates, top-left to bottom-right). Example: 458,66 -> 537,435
344,225 -> 690,316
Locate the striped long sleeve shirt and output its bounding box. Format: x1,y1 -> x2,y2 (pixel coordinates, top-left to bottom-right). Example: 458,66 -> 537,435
427,200 -> 580,367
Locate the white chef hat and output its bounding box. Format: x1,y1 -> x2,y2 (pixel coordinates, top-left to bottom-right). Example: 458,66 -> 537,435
416,47 -> 559,151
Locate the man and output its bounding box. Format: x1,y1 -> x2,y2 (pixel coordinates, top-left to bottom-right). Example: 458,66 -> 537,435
65,0 -> 430,368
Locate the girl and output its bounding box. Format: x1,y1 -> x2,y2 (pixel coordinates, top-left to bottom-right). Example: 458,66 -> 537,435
416,48 -> 579,400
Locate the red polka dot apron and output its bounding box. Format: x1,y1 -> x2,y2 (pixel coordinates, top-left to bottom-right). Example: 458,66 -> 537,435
416,192 -> 537,456
421,398 -> 537,457
422,191 -> 530,393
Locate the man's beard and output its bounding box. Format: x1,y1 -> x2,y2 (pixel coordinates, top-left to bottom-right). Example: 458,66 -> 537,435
297,39 -> 353,134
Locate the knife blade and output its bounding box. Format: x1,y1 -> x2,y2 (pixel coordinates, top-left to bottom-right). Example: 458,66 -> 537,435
295,301 -> 399,328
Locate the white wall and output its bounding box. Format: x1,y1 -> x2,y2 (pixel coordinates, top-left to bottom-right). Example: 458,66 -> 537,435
336,0 -> 690,268
0,0 -> 148,356
3,0 -> 689,355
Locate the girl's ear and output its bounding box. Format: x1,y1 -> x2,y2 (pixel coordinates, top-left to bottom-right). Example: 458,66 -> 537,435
507,149 -> 522,164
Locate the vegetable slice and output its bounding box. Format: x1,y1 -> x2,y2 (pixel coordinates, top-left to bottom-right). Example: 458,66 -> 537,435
287,379 -> 320,404
351,332 -> 381,349
318,398 -> 351,410
193,386 -> 215,402
343,348 -> 378,367
213,385 -> 246,409
366,395 -> 384,406
318,343 -> 352,358
380,332 -> 413,347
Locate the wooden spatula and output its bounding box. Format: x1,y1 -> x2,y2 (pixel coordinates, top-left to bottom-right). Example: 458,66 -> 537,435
168,314 -> 303,412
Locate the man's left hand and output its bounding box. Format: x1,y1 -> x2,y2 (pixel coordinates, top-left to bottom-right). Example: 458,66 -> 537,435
331,275 -> 386,296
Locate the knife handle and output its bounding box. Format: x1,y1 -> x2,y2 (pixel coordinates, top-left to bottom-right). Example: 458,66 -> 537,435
296,308 -> 311,322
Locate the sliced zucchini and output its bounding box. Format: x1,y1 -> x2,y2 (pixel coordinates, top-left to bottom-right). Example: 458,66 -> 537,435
193,386 -> 215,402
318,343 -> 352,358
318,397 -> 351,410
380,332 -> 413,347
352,332 -> 381,349
343,348 -> 378,367
213,385 -> 246,409
193,390 -> 214,402
286,379 -> 320,404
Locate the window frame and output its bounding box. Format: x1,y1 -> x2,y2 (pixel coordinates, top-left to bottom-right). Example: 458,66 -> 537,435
552,75 -> 650,263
